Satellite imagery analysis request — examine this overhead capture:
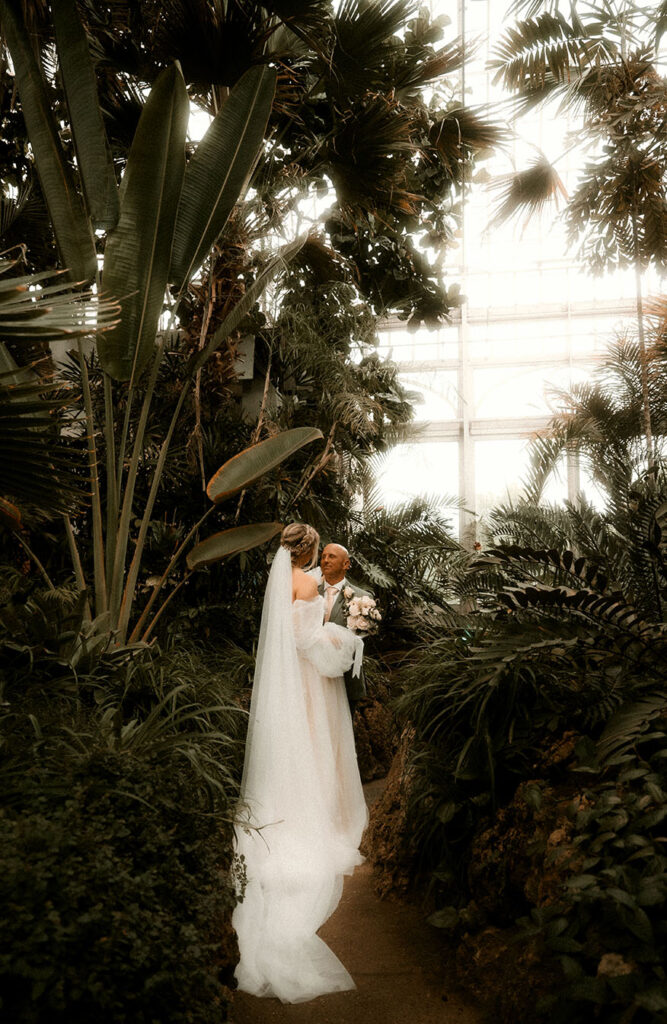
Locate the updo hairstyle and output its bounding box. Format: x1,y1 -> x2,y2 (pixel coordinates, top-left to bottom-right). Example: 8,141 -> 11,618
281,523 -> 320,569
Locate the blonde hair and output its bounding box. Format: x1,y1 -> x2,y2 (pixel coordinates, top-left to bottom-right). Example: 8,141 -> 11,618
281,523 -> 320,569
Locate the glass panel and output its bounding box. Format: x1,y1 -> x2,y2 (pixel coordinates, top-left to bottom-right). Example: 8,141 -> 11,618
475,439 -> 531,525
375,442 -> 460,536
401,370 -> 459,421
377,324 -> 458,363
473,365 -> 594,418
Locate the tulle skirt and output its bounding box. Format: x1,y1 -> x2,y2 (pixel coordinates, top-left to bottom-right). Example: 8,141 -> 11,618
232,657 -> 367,1003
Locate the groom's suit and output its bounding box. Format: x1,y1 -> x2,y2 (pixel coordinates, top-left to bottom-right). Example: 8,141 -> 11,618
318,577 -> 372,705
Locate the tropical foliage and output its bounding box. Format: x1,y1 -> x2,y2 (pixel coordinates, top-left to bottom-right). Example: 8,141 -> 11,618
0,1 -> 325,645
0,0 -> 496,646
0,576 -> 245,1023
0,2 -> 493,1020
395,319 -> 667,1019
378,10 -> 667,1017
488,0 -> 667,456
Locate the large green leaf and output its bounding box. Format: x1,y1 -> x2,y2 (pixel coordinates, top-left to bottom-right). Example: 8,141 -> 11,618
100,64 -> 188,382
170,66 -> 276,290
0,495 -> 21,529
187,522 -> 282,570
51,0 -> 119,230
207,426 -> 324,503
0,0 -> 97,282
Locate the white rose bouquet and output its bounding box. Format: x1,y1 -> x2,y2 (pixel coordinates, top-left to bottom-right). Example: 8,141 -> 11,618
343,587 -> 381,635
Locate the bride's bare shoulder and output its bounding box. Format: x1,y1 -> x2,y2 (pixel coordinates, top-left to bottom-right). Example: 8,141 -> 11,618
292,568 -> 319,602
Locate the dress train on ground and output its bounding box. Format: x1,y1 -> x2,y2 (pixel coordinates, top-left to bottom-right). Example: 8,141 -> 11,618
232,550 -> 367,1003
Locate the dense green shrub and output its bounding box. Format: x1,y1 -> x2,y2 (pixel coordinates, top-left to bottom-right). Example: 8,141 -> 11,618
523,739 -> 667,1023
0,581 -> 244,1024
395,452 -> 667,1020
0,751 -> 238,1024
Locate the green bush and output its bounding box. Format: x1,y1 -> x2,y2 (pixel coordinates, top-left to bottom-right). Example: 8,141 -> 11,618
521,730 -> 667,1022
0,751 -> 238,1024
395,464 -> 667,1021
0,584 -> 244,1024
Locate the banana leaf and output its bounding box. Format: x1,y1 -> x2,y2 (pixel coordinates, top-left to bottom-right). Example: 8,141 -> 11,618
0,0 -> 97,283
187,522 -> 282,569
51,0 -> 119,230
207,426 -> 323,503
100,63 -> 188,382
169,66 -> 276,290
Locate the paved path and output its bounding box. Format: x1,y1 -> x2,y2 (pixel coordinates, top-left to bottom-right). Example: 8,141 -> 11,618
231,781 -> 480,1024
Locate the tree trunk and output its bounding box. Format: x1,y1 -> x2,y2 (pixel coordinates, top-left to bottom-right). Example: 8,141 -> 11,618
631,206 -> 655,473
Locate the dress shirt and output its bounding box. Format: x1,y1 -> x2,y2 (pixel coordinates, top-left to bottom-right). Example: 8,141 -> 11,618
324,577 -> 346,621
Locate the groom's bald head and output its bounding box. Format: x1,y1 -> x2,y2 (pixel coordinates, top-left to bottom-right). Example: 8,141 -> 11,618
320,543 -> 351,585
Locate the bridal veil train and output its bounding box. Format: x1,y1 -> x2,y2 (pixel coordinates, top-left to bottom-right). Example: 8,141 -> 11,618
232,538 -> 368,1003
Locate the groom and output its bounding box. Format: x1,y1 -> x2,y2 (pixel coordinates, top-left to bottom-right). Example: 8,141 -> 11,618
318,543 -> 372,713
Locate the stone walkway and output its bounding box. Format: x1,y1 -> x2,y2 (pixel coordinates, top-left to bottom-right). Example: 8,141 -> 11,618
231,781 -> 480,1024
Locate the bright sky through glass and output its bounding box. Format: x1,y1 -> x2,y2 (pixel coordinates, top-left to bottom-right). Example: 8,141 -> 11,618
375,0 -> 665,539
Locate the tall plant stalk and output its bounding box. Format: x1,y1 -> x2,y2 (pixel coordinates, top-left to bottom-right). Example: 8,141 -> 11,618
63,515 -> 90,619
103,372 -> 118,583
77,340 -> 107,615
128,505 -> 216,644
108,340 -> 165,623
631,196 -> 655,471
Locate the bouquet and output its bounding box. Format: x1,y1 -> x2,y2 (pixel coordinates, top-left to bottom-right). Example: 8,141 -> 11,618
344,588 -> 381,635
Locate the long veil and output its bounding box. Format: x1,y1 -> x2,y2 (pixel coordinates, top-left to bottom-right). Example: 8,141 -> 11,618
232,545 -> 362,1002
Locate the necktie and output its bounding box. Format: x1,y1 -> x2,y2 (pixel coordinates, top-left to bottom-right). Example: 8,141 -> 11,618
324,584 -> 339,622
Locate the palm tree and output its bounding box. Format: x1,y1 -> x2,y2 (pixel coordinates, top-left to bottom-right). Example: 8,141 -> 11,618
525,325 -> 667,503
488,0 -> 667,461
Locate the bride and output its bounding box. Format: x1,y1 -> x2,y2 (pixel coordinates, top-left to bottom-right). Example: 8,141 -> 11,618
232,522 -> 368,1003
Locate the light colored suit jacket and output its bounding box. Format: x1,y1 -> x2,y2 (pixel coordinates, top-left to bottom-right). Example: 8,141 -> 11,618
317,578 -> 372,703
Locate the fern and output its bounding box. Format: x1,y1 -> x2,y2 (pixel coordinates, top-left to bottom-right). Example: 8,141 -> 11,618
597,691 -> 667,765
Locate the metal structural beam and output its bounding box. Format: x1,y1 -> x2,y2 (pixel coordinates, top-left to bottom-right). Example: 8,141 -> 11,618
410,416 -> 554,442
396,353 -> 603,373
381,297 -> 638,331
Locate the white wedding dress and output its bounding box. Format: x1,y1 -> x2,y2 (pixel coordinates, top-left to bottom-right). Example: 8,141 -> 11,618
232,546 -> 368,1003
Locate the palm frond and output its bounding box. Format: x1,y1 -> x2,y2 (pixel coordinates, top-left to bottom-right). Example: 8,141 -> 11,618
329,0 -> 415,96
0,354 -> 87,515
429,106 -> 509,179
489,11 -> 621,114
395,36 -> 469,94
655,1 -> 667,48
149,0 -> 271,90
486,156 -> 567,231
566,148 -> 667,274
0,256 -> 120,345
489,12 -> 586,92
597,691 -> 667,765
326,94 -> 417,216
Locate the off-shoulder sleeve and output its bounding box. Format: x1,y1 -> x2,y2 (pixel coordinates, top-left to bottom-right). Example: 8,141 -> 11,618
292,598 -> 363,678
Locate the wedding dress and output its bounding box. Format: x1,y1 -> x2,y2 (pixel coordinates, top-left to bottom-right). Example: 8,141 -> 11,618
232,545 -> 368,1003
